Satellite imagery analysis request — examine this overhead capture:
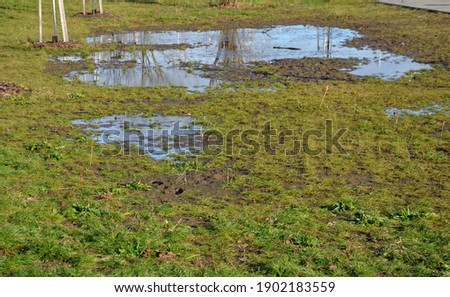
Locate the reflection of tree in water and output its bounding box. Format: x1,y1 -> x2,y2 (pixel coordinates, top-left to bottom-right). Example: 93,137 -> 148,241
214,29 -> 250,67
141,50 -> 169,85
96,50 -> 180,86
82,49 -> 214,90
86,50 -> 162,86
317,27 -> 333,58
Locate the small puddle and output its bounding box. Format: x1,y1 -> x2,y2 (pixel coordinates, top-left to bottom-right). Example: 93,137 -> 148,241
72,115 -> 204,160
386,104 -> 448,117
60,25 -> 431,91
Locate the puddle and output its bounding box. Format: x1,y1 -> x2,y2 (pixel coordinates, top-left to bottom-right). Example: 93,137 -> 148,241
61,25 -> 431,91
72,115 -> 204,160
386,104 -> 448,117
53,55 -> 83,62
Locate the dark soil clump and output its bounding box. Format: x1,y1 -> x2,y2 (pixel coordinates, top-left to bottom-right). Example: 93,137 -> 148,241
0,81 -> 30,97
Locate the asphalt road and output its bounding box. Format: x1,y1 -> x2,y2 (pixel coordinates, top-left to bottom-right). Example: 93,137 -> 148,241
378,0 -> 450,13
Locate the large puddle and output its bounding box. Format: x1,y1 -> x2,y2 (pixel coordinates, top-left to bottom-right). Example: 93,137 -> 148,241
72,115 -> 204,160
61,25 -> 431,91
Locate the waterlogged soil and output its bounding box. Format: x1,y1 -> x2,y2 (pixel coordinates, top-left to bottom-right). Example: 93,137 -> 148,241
46,60 -> 90,76
199,57 -> 363,82
386,104 -> 450,117
74,12 -> 116,19
33,41 -> 83,49
54,25 -> 431,91
131,169 -> 241,205
87,11 -> 449,66
72,114 -> 204,160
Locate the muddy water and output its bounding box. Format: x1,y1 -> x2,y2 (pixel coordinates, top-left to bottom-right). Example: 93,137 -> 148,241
72,115 -> 204,160
63,25 -> 431,91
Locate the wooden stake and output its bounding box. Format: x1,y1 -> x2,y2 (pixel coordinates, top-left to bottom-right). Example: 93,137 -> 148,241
99,0 -> 103,14
51,0 -> 58,43
38,0 -> 43,43
83,0 -> 86,15
93,0 -> 97,14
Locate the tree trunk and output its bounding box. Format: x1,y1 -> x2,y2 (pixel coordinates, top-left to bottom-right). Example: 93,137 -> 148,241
58,0 -> 69,42
51,0 -> 58,43
38,0 -> 43,43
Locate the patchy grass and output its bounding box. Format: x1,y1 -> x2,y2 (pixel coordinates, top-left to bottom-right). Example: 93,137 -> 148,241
0,0 -> 449,276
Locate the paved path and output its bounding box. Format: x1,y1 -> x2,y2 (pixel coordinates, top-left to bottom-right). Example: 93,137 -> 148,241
378,0 -> 450,13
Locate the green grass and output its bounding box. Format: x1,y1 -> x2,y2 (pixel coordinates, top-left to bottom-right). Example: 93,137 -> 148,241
0,0 -> 449,276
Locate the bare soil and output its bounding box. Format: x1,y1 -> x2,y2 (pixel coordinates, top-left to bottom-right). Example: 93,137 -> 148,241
74,12 -> 117,19
141,169 -> 241,205
45,60 -> 89,76
0,81 -> 30,97
198,57 -> 363,83
33,41 -> 83,49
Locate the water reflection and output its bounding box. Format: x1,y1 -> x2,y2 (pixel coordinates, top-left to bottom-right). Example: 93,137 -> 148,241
61,25 -> 431,91
317,27 -> 333,58
72,114 -> 204,160
72,50 -> 215,91
215,29 -> 247,67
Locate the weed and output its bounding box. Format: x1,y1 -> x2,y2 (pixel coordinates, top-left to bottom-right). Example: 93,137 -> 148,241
290,233 -> 317,247
327,200 -> 354,212
424,151 -> 448,162
70,202 -> 104,217
392,207 -> 431,221
69,92 -> 85,99
25,140 -> 65,160
353,212 -> 389,226
174,161 -> 197,172
121,181 -> 152,191
9,96 -> 33,105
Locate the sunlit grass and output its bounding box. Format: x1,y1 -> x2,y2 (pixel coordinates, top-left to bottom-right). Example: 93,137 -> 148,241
0,0 -> 449,276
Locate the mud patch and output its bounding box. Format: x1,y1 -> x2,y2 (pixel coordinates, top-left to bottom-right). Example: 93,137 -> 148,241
74,12 -> 116,19
257,58 -> 362,81
0,81 -> 30,97
200,57 -> 363,82
143,169 -> 241,205
33,41 -> 82,49
46,60 -> 89,76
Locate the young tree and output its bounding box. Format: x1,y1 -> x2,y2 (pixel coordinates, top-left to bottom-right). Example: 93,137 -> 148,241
58,0 -> 69,42
38,0 -> 42,42
91,0 -> 104,14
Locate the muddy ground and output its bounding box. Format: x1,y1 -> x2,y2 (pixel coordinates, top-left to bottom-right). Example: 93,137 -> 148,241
197,58 -> 363,83
74,12 -> 117,19
33,41 -> 83,49
0,81 -> 30,97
